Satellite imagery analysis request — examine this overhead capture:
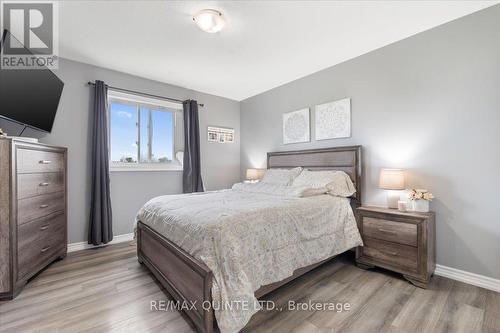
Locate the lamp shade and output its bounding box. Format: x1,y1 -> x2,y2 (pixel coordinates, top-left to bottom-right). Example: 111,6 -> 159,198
246,168 -> 265,181
379,169 -> 405,190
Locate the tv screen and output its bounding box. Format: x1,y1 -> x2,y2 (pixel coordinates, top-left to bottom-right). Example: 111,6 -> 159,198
0,30 -> 64,133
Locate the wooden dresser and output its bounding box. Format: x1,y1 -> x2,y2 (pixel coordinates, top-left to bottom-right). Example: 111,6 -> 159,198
355,206 -> 435,288
0,138 -> 67,300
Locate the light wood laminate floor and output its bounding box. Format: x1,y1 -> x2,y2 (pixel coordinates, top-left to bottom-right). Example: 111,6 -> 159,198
1,242 -> 499,333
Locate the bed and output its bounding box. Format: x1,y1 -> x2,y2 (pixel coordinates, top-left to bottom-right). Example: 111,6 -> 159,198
136,146 -> 363,333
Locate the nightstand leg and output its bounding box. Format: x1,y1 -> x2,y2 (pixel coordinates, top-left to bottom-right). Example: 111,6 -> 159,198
356,261 -> 375,270
403,275 -> 429,289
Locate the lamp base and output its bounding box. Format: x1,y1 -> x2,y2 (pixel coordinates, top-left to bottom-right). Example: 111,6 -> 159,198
386,191 -> 400,209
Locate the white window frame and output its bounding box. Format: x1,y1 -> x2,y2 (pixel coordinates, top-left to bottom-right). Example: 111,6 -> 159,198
107,90 -> 183,172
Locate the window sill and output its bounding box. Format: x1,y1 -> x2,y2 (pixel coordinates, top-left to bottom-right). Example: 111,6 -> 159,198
110,166 -> 183,173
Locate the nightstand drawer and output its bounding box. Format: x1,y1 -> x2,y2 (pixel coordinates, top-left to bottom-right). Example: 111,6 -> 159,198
363,217 -> 417,247
362,237 -> 418,272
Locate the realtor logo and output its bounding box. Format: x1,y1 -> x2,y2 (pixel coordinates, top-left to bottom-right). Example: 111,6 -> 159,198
1,1 -> 58,69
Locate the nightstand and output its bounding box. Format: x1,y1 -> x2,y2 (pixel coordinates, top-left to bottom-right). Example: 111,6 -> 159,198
355,206 -> 435,288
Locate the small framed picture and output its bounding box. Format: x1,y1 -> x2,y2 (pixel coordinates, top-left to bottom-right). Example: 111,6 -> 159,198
208,126 -> 235,143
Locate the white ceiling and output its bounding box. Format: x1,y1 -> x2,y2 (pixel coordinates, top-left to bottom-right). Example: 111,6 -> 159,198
59,1 -> 498,101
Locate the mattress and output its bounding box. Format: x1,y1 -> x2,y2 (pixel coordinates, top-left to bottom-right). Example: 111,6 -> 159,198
136,183 -> 362,333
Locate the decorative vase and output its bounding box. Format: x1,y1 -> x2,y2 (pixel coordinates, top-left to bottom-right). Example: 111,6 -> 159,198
411,200 -> 429,213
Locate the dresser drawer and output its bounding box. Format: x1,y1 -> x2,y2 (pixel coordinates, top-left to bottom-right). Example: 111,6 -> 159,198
18,211 -> 65,250
17,212 -> 65,279
17,173 -> 65,199
17,149 -> 65,173
17,191 -> 65,225
361,237 -> 418,272
363,217 -> 417,247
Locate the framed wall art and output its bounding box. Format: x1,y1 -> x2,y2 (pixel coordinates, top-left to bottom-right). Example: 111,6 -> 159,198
283,108 -> 310,144
315,98 -> 351,140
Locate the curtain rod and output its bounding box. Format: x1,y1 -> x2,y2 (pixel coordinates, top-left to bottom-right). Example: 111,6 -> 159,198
86,81 -> 204,108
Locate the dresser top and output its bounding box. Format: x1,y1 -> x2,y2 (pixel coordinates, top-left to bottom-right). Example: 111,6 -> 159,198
0,137 -> 67,151
357,206 -> 435,218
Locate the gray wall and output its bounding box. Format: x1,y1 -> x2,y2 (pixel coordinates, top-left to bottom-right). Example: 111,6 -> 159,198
1,58 -> 240,243
241,6 -> 500,279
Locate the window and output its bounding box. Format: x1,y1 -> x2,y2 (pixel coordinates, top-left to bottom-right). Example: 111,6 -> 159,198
108,90 -> 183,171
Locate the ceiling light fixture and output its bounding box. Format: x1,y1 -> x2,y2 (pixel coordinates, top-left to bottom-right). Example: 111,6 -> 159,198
193,9 -> 225,33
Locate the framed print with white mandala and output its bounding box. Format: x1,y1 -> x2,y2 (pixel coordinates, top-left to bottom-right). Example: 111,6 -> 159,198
283,108 -> 310,144
315,98 -> 351,140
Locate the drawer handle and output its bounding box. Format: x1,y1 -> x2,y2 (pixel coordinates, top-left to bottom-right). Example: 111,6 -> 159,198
39,204 -> 49,208
40,225 -> 49,230
39,182 -> 50,187
378,228 -> 398,235
381,249 -> 399,256
41,246 -> 51,253
39,160 -> 52,164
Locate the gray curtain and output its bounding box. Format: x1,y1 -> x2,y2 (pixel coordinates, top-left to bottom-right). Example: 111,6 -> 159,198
183,100 -> 204,193
88,80 -> 113,245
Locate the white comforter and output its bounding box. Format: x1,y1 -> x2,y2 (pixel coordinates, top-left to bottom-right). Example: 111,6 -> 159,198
136,183 -> 362,333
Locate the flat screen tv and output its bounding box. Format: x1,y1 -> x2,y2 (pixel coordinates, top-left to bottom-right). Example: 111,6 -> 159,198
0,29 -> 64,133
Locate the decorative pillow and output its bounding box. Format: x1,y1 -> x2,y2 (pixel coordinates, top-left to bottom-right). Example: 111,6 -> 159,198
232,182 -> 328,198
292,169 -> 356,197
325,171 -> 356,197
298,187 -> 329,197
260,167 -> 303,186
292,169 -> 339,189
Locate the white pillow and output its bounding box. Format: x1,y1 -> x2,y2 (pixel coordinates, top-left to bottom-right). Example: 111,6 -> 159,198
232,182 -> 326,198
299,187 -> 329,197
325,171 -> 356,197
292,169 -> 339,189
292,170 -> 356,197
260,167 -> 303,186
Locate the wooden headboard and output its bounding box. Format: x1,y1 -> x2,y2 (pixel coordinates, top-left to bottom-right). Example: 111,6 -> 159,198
267,146 -> 362,207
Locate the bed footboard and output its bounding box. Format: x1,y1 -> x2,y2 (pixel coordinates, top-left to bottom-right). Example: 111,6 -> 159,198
137,221 -> 214,333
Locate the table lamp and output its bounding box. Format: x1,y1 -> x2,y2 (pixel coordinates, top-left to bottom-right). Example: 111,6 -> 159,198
246,168 -> 265,183
379,168 -> 405,209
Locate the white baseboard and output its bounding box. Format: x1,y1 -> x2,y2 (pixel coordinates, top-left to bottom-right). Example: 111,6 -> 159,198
435,264 -> 500,293
68,233 -> 134,253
